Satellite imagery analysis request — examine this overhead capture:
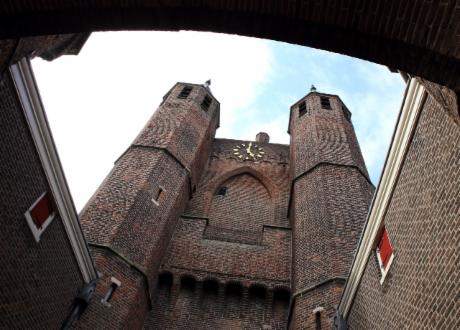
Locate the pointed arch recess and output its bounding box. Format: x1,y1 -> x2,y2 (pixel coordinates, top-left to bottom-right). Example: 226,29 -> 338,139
206,166 -> 278,213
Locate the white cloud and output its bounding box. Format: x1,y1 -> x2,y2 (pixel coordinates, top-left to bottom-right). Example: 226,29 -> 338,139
32,31 -> 405,209
264,44 -> 405,183
32,31 -> 273,211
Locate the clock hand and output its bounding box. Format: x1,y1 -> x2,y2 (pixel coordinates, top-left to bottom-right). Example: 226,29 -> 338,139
247,144 -> 256,158
246,142 -> 252,154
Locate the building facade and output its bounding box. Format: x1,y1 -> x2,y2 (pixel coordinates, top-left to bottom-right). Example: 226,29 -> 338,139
1,43 -> 458,328
76,82 -> 373,329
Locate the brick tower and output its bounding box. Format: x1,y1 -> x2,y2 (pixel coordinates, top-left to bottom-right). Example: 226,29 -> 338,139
288,87 -> 374,328
78,83 -> 219,328
76,82 -> 373,329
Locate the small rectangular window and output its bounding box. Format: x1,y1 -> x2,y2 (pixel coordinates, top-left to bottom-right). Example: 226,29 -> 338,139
177,86 -> 192,99
25,192 -> 56,242
101,277 -> 121,307
201,95 -> 212,111
376,227 -> 394,284
320,96 -> 332,110
299,102 -> 307,117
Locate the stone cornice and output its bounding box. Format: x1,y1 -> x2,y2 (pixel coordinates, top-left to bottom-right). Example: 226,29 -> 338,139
287,162 -> 373,218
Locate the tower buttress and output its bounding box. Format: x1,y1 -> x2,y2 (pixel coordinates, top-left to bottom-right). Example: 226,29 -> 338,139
288,90 -> 374,328
79,82 -> 219,328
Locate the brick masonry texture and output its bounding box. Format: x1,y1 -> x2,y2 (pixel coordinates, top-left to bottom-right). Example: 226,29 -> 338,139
1,7 -> 459,327
291,281 -> 343,330
289,92 -> 368,179
75,249 -> 149,329
73,83 -> 377,329
0,72 -> 84,328
0,34 -> 89,78
78,83 -> 219,328
347,93 -> 460,329
146,137 -> 292,328
289,92 -> 374,329
1,1 -> 459,91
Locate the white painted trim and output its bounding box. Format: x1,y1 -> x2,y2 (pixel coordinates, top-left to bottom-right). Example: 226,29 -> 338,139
110,276 -> 121,287
338,78 -> 426,317
10,58 -> 97,283
377,251 -> 395,285
312,306 -> 325,314
24,191 -> 56,242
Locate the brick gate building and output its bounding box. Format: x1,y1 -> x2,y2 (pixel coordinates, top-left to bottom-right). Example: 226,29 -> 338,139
72,82 -> 374,329
1,6 -> 459,325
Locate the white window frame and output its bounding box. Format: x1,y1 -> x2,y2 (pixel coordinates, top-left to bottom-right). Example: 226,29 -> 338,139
10,58 -> 97,283
24,191 -> 56,242
375,228 -> 395,285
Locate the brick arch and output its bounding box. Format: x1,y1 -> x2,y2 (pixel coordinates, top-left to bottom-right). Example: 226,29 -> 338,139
207,166 -> 277,203
201,276 -> 221,284
224,281 -> 244,296
248,283 -> 268,299
205,171 -> 276,239
1,1 -> 459,90
157,271 -> 174,287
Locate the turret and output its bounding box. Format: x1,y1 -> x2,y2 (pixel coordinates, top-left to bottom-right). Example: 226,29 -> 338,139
288,88 -> 374,328
79,82 -> 219,328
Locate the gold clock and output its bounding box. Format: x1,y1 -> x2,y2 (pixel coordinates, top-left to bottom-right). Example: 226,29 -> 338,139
233,142 -> 265,161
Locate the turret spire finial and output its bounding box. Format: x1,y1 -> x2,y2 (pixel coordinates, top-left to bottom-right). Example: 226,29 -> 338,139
310,84 -> 317,92
204,79 -> 211,89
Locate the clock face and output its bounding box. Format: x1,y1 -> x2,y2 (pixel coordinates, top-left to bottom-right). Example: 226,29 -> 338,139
233,142 -> 265,161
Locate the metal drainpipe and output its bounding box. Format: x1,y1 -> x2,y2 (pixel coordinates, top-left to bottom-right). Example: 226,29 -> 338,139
61,280 -> 97,330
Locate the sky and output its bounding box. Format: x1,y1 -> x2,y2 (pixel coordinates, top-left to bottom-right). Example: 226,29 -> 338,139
32,31 -> 406,211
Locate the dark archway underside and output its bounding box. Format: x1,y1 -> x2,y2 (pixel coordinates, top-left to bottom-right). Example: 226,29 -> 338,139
0,1 -> 459,91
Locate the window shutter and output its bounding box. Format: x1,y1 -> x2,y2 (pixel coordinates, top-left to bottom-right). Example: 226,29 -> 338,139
30,193 -> 53,228
378,229 -> 393,269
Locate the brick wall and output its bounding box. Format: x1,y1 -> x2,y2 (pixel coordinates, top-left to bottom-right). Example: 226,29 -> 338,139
145,275 -> 290,330
291,281 -> 344,330
0,34 -> 89,77
1,1 -> 458,91
289,93 -> 374,329
289,92 -> 368,178
0,72 -> 84,328
78,83 -> 219,328
144,137 -> 292,328
347,92 -> 460,329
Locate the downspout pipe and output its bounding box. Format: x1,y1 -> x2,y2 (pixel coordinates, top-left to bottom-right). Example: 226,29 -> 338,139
61,280 -> 97,330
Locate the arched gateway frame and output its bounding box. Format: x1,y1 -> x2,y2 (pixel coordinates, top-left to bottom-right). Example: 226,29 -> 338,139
1,2 -> 459,329
0,0 -> 459,92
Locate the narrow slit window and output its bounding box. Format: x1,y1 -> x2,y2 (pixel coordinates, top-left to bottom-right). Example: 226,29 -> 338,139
320,96 -> 332,110
177,86 -> 192,99
101,277 -> 121,306
216,187 -> 227,196
152,187 -> 164,205
312,307 -> 324,330
299,102 -> 307,117
201,95 -> 212,111
315,311 -> 322,330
